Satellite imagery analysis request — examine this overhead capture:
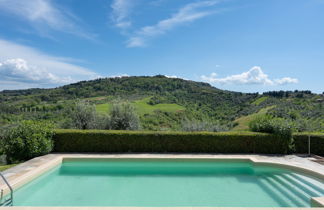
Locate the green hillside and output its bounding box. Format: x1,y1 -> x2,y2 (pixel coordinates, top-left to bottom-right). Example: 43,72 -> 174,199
96,97 -> 185,116
0,76 -> 323,131
233,106 -> 276,131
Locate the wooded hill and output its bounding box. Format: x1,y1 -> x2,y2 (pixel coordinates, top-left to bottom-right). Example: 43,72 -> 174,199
0,75 -> 323,131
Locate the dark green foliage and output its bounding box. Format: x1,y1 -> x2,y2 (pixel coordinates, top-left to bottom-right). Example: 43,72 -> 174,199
53,130 -> 289,154
147,96 -> 168,105
2,121 -> 54,163
263,90 -> 312,98
110,102 -> 140,130
293,133 -> 324,156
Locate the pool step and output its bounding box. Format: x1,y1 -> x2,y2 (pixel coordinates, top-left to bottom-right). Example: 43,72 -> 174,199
0,190 -> 12,207
258,177 -> 296,207
0,198 -> 12,206
281,174 -> 324,197
288,173 -> 324,195
261,175 -> 309,207
272,175 -> 310,204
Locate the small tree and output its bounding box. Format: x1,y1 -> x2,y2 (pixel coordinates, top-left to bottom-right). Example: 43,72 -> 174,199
95,114 -> 111,130
71,101 -> 97,129
110,102 -> 140,130
249,115 -> 293,137
249,115 -> 294,153
2,121 -> 54,163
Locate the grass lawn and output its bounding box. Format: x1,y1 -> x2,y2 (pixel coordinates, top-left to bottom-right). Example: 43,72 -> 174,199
251,96 -> 268,105
232,105 -> 276,131
96,103 -> 112,114
0,164 -> 18,172
96,97 -> 185,116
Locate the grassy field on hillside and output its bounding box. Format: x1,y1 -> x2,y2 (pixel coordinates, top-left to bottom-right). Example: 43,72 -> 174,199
96,103 -> 112,114
96,97 -> 185,116
232,106 -> 275,131
251,96 -> 268,105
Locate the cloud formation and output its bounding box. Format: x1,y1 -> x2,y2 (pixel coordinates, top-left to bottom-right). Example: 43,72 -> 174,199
201,66 -> 298,86
165,75 -> 179,79
127,0 -> 221,47
0,0 -> 94,39
0,39 -> 100,90
111,0 -> 133,29
108,73 -> 129,78
0,58 -> 72,84
274,77 -> 299,85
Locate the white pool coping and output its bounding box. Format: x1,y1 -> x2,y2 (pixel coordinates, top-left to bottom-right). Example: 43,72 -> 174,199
1,154 -> 324,209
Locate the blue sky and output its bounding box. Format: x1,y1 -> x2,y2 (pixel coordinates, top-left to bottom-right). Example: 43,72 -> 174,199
0,0 -> 323,93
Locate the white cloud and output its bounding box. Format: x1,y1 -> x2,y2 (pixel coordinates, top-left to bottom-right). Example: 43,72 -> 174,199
108,74 -> 129,78
164,75 -> 189,80
127,37 -> 145,47
274,77 -> 299,85
0,0 -> 95,39
0,58 -> 73,84
165,75 -> 179,78
127,0 -> 221,47
0,39 -> 100,90
201,66 -> 299,86
111,0 -> 133,29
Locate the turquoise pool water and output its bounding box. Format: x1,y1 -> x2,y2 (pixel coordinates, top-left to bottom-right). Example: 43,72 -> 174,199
11,159 -> 324,207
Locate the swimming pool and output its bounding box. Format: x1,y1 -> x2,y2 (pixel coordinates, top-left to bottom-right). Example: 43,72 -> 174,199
8,158 -> 324,207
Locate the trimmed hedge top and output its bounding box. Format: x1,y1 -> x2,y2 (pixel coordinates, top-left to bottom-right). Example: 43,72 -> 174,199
53,129 -> 294,154
54,129 -> 267,136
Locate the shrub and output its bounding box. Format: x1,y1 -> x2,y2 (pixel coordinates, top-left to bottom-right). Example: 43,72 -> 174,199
110,102 -> 140,130
249,115 -> 273,133
95,114 -> 111,130
53,129 -> 289,154
249,115 -> 293,136
249,115 -> 294,153
0,125 -> 16,157
2,121 -> 54,163
70,101 -> 98,129
0,126 -> 6,156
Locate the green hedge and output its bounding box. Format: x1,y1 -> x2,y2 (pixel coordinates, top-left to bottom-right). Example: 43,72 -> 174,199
293,133 -> 324,156
53,130 -> 291,154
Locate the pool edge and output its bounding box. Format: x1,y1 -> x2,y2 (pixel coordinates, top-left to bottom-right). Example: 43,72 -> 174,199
1,154 -> 324,208
0,207 -> 323,210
